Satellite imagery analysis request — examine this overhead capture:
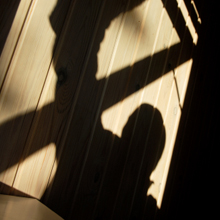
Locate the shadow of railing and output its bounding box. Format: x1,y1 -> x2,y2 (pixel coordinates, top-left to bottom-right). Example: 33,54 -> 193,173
0,0 -> 202,219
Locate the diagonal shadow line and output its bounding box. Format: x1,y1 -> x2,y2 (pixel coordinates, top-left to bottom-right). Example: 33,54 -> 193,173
99,0 -> 197,112
0,40 -> 192,176
0,181 -> 34,198
0,0 -> 21,57
0,0 -> 197,198
100,41 -> 192,112
63,7 -> 196,216
0,1 -> 193,172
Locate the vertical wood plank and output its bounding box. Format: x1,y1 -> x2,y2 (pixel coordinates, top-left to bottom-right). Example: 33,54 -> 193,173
0,0 -> 33,88
14,0 -> 106,203
71,1 -> 152,219
43,0 -> 129,217
139,6 -> 185,219
142,1 -> 197,217
11,0 -> 73,198
156,25 -> 196,210
0,0 -> 199,219
109,0 -> 179,219
96,0 -> 166,219
0,0 -> 71,195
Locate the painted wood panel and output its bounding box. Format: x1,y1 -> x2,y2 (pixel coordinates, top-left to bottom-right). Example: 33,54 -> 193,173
0,0 -> 201,219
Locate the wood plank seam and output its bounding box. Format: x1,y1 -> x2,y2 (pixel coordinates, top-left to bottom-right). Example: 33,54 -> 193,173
0,0 -> 34,91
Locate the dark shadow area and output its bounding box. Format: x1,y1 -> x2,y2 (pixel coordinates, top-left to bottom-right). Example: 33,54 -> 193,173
0,0 -> 22,89
0,0 -> 21,57
0,0 -> 201,219
0,0 -> 195,174
63,103 -> 165,219
157,1 -> 219,219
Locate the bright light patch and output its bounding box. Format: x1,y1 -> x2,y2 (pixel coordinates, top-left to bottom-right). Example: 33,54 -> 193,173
101,76 -> 162,137
96,0 -> 180,81
12,143 -> 57,198
177,0 -> 198,44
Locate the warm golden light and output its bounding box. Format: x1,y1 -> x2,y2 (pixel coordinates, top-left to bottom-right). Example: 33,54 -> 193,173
12,143 -> 57,198
96,0 -> 182,81
100,0 -> 196,209
0,0 -> 199,216
177,0 -> 198,44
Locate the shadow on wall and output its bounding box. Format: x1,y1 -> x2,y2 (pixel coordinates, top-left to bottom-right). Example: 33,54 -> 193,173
0,0 -> 21,57
0,0 -> 196,219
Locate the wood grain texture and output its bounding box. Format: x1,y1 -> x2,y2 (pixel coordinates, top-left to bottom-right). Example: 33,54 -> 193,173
0,0 -> 32,89
0,0 -> 199,219
43,0 -> 130,217
11,0 -> 73,198
0,0 -> 71,195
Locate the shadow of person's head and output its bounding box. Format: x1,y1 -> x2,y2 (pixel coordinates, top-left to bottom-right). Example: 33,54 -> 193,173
97,103 -> 165,219
46,1 -> 165,218
122,104 -> 165,218
121,103 -> 165,178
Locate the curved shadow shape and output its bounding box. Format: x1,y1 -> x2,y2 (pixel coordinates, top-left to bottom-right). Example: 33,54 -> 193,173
0,0 -> 171,219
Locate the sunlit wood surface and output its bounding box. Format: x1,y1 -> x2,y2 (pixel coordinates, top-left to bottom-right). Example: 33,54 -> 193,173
0,0 -> 202,219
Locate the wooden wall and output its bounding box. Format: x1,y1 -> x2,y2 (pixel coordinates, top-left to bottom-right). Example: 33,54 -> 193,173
158,1 -> 219,219
0,0 -> 202,219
